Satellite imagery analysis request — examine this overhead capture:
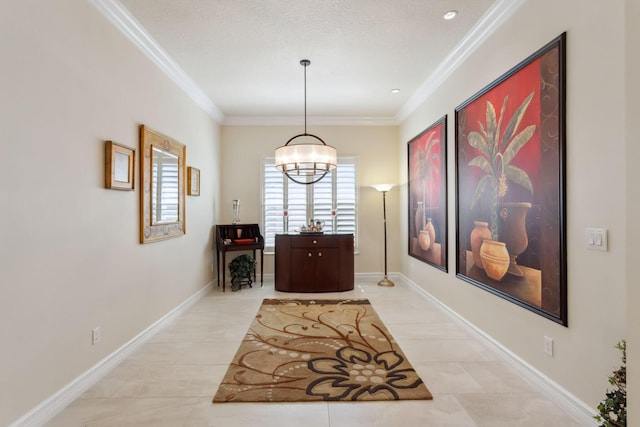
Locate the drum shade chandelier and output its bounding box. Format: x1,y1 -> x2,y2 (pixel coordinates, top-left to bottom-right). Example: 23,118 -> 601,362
275,59 -> 337,185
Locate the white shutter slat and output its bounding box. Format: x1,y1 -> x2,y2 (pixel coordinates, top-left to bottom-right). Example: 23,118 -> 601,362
263,157 -> 358,250
263,160 -> 284,247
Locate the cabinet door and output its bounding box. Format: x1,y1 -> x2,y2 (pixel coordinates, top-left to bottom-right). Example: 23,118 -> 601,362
313,248 -> 339,291
291,248 -> 317,290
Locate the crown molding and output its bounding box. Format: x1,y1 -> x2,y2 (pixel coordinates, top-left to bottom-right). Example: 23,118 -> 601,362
223,115 -> 399,126
91,0 -> 525,127
395,0 -> 527,122
89,0 -> 225,123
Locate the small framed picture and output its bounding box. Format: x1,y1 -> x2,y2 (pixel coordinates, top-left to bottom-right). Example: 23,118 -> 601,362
188,166 -> 200,196
105,141 -> 135,190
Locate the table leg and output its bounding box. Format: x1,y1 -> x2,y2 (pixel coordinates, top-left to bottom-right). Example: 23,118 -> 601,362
216,250 -> 220,287
260,249 -> 264,286
252,249 -> 257,282
222,252 -> 226,292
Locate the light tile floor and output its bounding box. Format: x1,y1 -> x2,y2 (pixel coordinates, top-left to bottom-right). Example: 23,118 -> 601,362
47,279 -> 583,426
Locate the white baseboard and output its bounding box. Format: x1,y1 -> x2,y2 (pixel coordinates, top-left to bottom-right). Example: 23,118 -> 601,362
399,274 -> 598,426
9,282 -> 213,427
354,272 -> 403,283
234,272 -> 400,285
13,274 -> 598,426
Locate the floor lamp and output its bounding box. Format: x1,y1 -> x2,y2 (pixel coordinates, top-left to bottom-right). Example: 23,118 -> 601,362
372,184 -> 395,287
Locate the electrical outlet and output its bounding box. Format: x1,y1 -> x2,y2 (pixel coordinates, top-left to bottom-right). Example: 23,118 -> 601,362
544,336 -> 553,356
92,326 -> 101,345
210,263 -> 214,272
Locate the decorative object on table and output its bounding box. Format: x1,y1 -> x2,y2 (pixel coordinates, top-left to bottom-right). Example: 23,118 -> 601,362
407,116 -> 447,271
233,238 -> 256,244
300,218 -> 324,233
595,340 -> 626,427
372,184 -> 394,287
274,59 -> 337,185
139,125 -> 186,244
213,298 -> 432,403
105,141 -> 135,190
455,33 -> 567,325
232,199 -> 241,224
228,254 -> 256,291
187,166 -> 200,196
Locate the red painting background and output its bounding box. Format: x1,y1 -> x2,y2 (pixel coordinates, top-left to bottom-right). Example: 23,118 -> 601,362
460,58 -> 542,206
409,125 -> 442,209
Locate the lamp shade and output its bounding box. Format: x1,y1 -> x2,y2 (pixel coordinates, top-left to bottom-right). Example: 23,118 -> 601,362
371,184 -> 394,192
275,135 -> 337,176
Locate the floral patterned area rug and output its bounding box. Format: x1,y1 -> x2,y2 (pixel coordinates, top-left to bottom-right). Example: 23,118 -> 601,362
212,298 -> 432,402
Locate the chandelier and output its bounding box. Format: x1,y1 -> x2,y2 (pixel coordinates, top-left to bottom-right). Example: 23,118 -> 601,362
274,59 -> 337,185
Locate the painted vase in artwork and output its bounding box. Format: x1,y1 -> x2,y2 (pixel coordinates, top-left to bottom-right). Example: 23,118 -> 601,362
415,202 -> 425,238
424,218 -> 436,249
418,230 -> 431,251
500,202 -> 532,277
479,240 -> 510,281
470,221 -> 491,268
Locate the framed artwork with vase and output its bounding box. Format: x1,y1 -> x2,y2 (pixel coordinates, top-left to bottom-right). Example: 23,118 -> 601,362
455,33 -> 567,325
407,115 -> 447,272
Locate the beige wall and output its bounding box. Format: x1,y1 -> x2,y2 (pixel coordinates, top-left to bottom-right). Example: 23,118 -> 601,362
0,1 -> 221,425
221,125 -> 400,275
400,0 -> 627,409
626,0 -> 639,423
3,0 -> 636,424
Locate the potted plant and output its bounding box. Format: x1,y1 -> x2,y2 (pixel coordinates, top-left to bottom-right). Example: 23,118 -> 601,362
228,254 -> 256,291
467,92 -> 535,240
595,340 -> 626,426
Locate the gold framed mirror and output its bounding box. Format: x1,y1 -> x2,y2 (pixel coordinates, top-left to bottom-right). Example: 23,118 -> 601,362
140,125 -> 186,243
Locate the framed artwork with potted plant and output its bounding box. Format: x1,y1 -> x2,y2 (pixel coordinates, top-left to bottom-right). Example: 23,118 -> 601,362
407,115 -> 447,272
454,33 -> 567,325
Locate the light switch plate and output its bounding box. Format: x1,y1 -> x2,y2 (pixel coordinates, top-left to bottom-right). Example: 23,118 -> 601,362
585,228 -> 608,251
544,336 -> 553,356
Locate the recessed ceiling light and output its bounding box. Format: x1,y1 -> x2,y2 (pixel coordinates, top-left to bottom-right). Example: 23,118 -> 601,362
391,88 -> 401,94
443,10 -> 458,20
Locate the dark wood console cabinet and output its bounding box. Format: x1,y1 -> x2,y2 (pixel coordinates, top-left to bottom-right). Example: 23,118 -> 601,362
275,234 -> 354,292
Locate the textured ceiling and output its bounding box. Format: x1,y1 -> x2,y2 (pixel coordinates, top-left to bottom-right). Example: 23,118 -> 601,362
117,0 -> 497,122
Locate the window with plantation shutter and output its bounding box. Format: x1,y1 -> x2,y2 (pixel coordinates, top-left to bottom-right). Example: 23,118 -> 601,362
152,148 -> 179,223
262,157 -> 358,251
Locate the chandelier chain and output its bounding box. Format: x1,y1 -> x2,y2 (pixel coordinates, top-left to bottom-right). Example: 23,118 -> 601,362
303,59 -> 308,133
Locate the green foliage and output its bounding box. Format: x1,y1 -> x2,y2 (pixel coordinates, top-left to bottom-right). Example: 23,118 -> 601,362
229,254 -> 256,290
412,129 -> 440,206
595,340 -> 626,427
467,92 -> 535,240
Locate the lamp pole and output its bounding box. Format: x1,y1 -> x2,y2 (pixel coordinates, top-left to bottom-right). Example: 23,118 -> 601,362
372,184 -> 395,287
